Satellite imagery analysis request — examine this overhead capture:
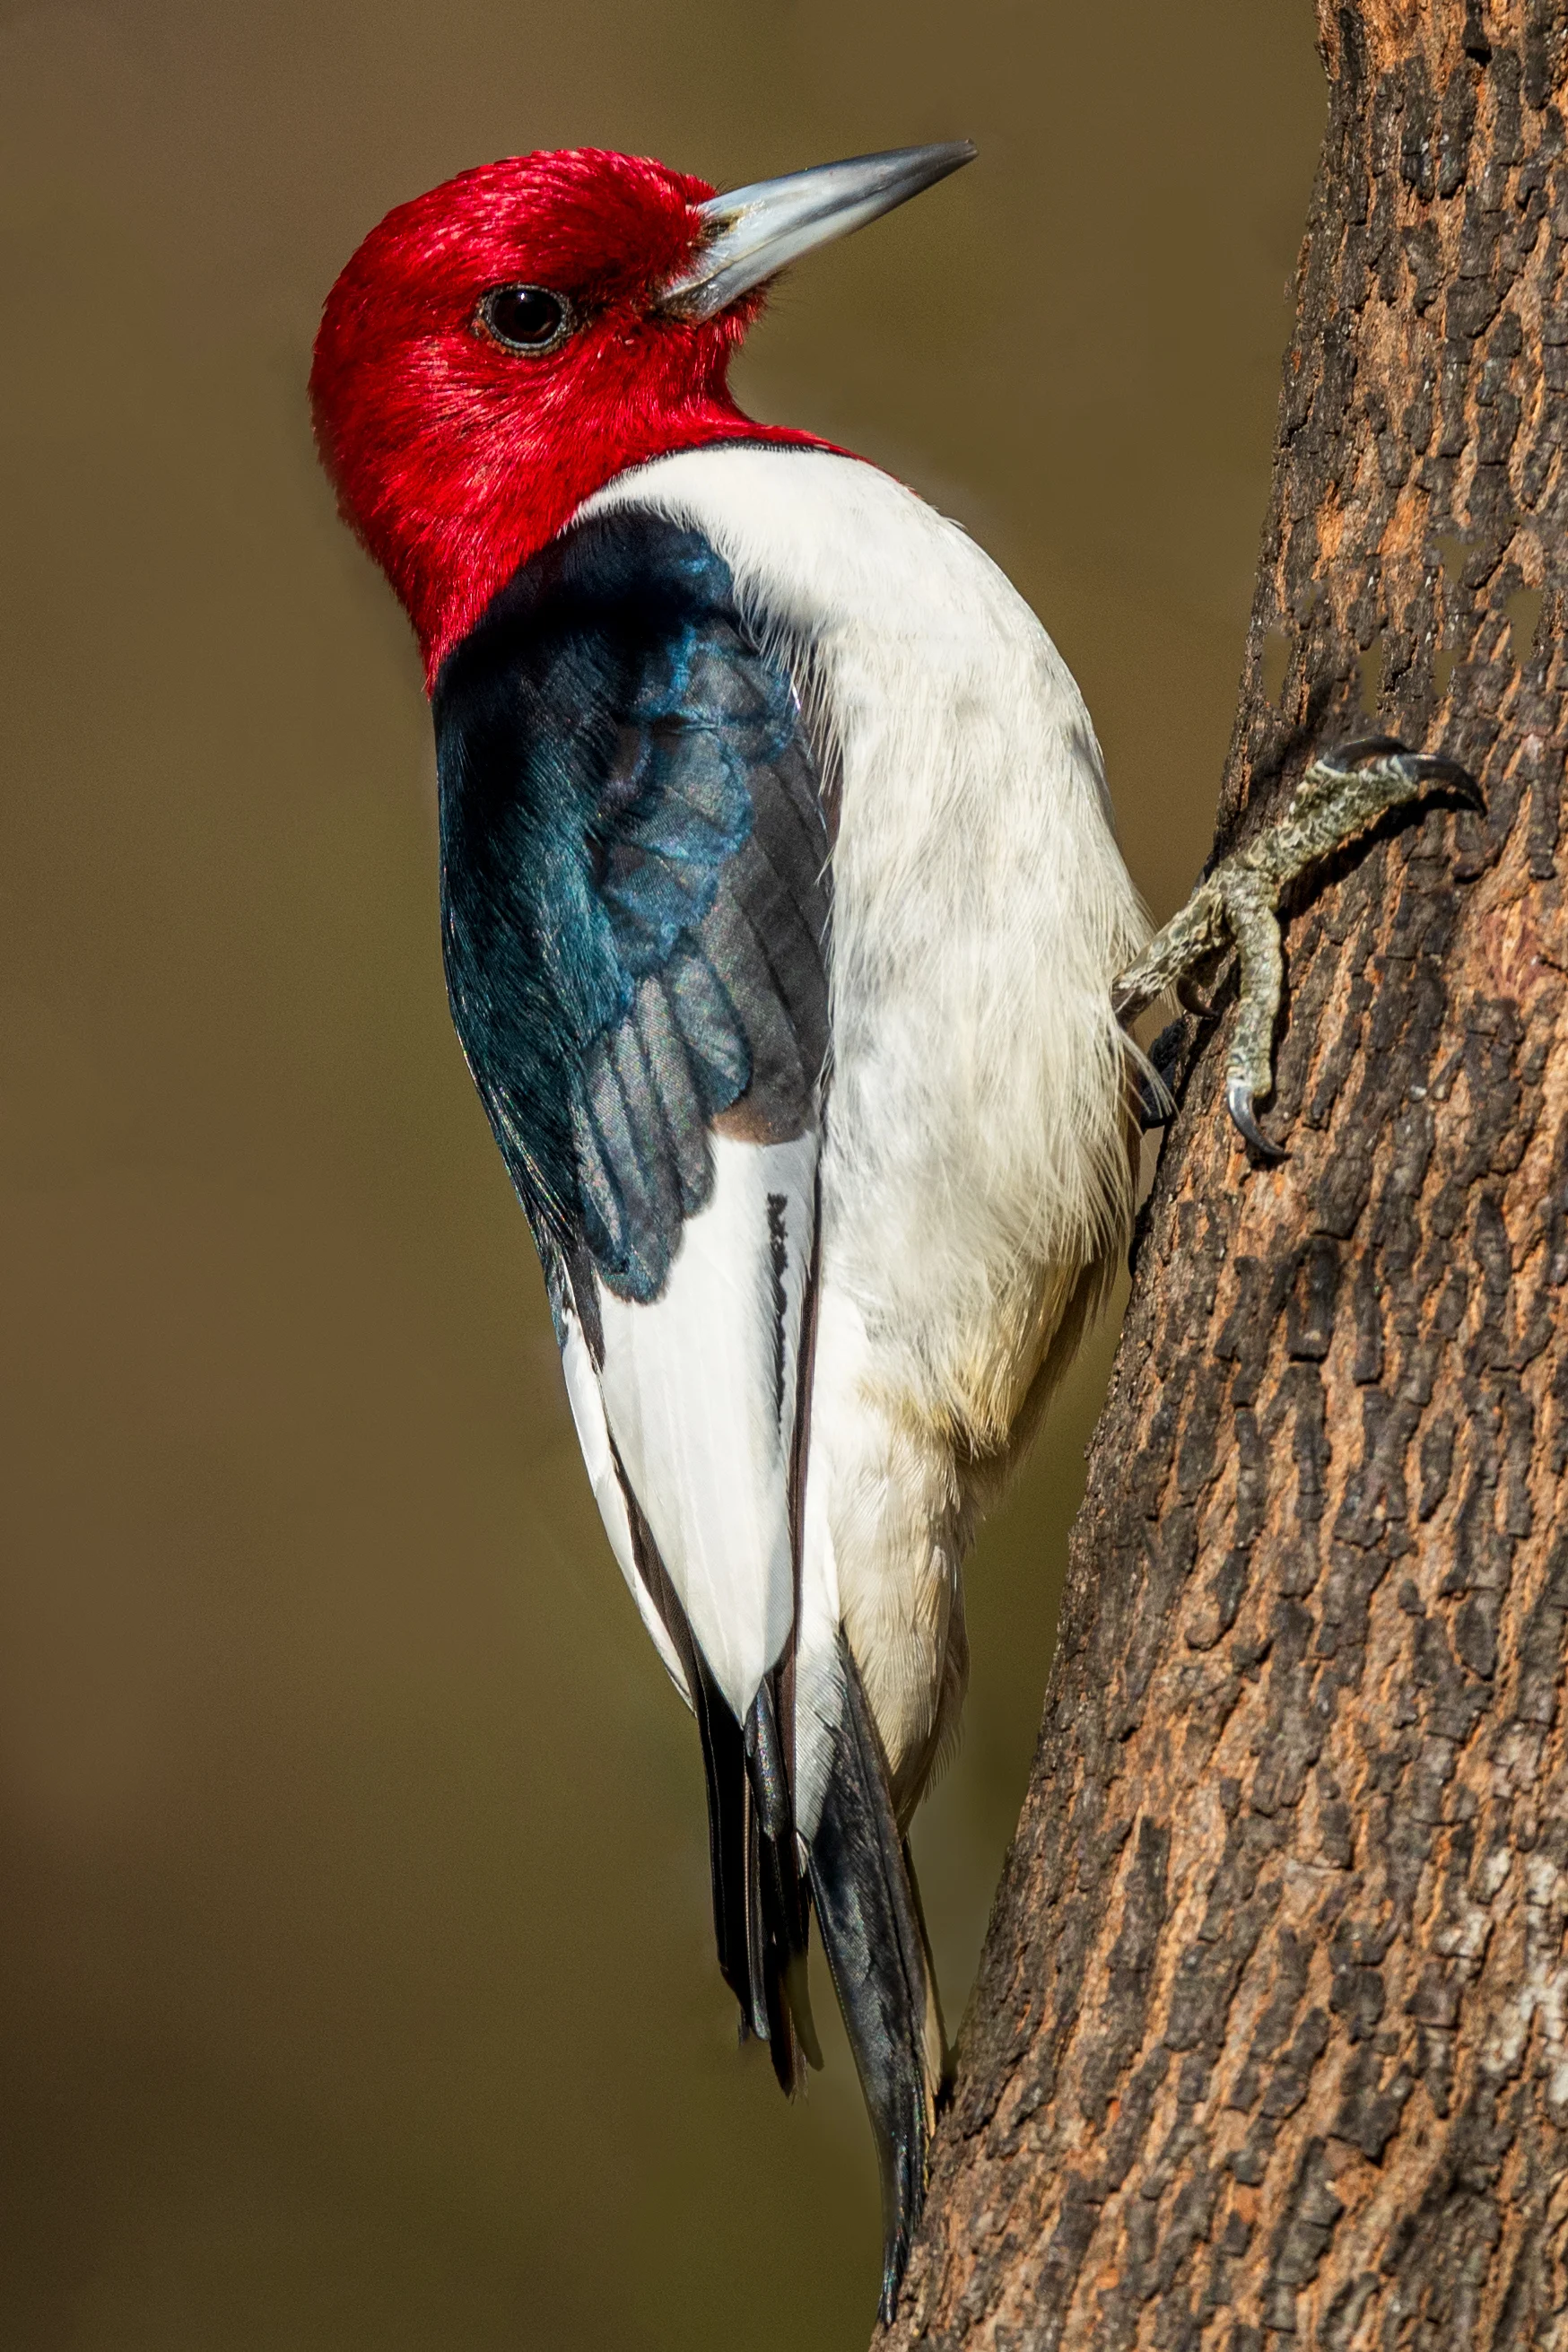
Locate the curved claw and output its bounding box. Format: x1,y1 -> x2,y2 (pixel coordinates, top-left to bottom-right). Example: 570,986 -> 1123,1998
1226,1076 -> 1287,1163
1317,735 -> 1484,812
1413,754 -> 1485,813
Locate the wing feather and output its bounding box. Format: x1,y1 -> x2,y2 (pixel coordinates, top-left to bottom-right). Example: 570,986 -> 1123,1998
435,507 -> 830,1723
594,1133 -> 816,1717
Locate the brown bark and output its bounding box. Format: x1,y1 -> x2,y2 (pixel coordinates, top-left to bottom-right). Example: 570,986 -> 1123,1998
881,6 -> 1568,2346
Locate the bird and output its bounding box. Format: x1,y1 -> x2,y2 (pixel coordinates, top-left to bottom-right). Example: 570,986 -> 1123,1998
309,140 -> 1471,2317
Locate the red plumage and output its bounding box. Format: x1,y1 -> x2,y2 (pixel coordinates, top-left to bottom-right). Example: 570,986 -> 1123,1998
310,148 -> 820,684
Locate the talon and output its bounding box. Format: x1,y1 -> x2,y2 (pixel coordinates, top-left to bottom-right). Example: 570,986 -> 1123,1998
1225,1076 -> 1286,1162
1315,735 -> 1483,810
1315,733 -> 1412,773
1409,753 -> 1485,812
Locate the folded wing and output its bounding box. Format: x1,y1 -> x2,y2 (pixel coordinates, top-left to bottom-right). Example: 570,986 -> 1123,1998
433,509 -> 830,2077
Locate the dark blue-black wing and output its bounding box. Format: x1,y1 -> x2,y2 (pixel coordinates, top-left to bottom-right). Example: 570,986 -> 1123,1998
434,506 -> 830,1305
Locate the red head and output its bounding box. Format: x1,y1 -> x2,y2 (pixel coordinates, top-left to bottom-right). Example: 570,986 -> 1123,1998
310,143 -> 975,685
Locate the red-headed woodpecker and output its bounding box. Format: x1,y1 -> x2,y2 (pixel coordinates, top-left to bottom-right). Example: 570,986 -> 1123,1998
311,138 -> 1144,2319
310,142 -> 1472,2316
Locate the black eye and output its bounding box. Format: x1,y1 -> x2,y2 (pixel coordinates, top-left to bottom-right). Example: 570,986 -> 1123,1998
477,283 -> 573,353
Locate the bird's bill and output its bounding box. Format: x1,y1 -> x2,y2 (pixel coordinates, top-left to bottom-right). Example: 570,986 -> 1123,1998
658,142 -> 976,321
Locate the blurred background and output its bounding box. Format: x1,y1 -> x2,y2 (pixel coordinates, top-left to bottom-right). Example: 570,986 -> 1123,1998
0,3 -> 1322,2344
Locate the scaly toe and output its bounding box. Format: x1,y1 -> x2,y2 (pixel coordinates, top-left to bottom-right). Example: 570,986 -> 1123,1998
1115,735 -> 1474,1168
1302,736 -> 1482,812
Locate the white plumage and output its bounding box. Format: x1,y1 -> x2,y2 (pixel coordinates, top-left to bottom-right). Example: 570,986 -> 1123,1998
581,442 -> 1147,1827
594,1132 -> 815,1718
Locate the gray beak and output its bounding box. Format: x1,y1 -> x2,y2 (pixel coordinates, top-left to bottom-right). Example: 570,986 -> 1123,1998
659,142 -> 976,321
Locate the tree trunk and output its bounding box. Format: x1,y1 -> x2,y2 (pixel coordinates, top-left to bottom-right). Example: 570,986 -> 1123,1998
881,6 -> 1568,2345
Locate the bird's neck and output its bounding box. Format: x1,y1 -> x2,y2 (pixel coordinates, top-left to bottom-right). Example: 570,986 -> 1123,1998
367,397 -> 828,689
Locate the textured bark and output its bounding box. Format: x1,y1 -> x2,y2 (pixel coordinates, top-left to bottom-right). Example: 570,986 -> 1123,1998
880,6 -> 1568,2346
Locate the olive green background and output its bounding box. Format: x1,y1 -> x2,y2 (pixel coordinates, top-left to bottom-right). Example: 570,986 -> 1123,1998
0,4 -> 1321,2344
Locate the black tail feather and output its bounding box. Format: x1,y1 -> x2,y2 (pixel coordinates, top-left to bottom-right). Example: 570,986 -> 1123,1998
690,1648 -> 756,2026
597,1302 -> 940,2298
745,1677 -> 816,2093
745,1675 -> 792,1840
684,1645 -> 816,2093
807,1639 -> 945,2324
605,1444 -> 825,2093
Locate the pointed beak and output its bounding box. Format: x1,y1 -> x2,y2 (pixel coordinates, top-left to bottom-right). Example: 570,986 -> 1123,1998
659,141 -> 976,321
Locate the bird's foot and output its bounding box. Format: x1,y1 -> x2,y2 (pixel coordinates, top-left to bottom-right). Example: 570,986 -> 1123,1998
1114,737 -> 1480,1159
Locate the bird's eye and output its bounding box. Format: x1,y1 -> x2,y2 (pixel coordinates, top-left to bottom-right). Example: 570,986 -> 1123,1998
477,283 -> 573,353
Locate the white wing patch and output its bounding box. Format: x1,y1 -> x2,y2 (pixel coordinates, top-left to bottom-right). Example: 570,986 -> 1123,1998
559,1302 -> 692,1705
593,1132 -> 816,1722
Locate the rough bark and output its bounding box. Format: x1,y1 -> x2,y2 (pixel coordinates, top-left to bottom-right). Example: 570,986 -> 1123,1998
880,5 -> 1568,2345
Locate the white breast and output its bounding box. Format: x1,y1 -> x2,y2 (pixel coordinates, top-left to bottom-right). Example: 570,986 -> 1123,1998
583,443 -> 1146,1812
